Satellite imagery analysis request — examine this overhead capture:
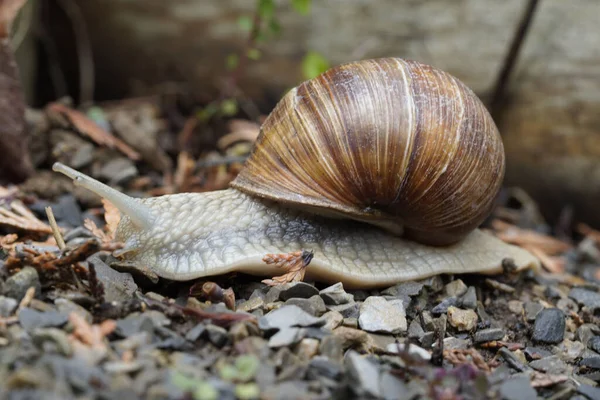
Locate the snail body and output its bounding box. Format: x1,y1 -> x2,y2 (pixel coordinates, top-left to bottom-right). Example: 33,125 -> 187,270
53,58 -> 539,288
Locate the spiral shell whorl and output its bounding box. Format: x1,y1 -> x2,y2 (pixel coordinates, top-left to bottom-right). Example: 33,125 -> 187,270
231,58 -> 505,245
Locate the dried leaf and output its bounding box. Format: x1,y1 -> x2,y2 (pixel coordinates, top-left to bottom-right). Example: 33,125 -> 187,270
578,223 -> 600,246
492,219 -> 572,255
262,250 -> 314,286
84,219 -> 109,243
443,348 -> 491,373
530,371 -> 568,388
46,103 -> 141,160
217,119 -> 261,150
524,245 -> 565,274
102,199 -> 120,239
0,200 -> 52,233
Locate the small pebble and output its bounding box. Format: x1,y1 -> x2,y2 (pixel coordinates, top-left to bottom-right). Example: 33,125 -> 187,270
524,302 -> 543,322
321,310 -> 343,331
296,338 -> 320,361
386,342 -> 431,361
499,376 -> 536,400
577,324 -> 600,346
17,308 -> 69,331
284,295 -> 326,316
580,356 -> 600,369
474,328 -> 505,343
529,355 -> 568,374
380,281 -> 425,297
458,287 -> 477,310
54,298 -> 93,324
431,297 -> 458,315
445,279 -> 468,297
236,297 -> 264,313
345,351 -> 383,398
587,336 -> 600,353
4,267 -> 41,301
447,306 -> 478,332
556,339 -> 585,361
0,296 -> 18,317
532,308 -> 565,344
569,287 -> 600,310
443,337 -> 470,350
319,283 -> 353,305
327,302 -> 359,318
358,297 -> 407,334
508,300 -> 524,315
523,346 -> 553,361
407,320 -> 425,340
31,327 -> 73,356
343,318 -> 358,329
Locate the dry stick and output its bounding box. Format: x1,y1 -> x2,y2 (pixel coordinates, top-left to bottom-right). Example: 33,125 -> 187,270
488,0 -> 540,120
45,206 -> 66,249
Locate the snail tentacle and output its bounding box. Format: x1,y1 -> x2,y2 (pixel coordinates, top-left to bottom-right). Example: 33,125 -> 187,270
52,162 -> 155,230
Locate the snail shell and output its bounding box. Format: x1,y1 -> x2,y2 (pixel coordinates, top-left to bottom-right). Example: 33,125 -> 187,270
232,58 -> 504,245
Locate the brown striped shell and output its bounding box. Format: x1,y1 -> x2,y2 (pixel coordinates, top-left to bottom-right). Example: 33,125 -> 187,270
230,58 -> 505,246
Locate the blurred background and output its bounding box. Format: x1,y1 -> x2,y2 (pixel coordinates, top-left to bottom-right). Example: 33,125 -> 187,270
5,0 -> 600,231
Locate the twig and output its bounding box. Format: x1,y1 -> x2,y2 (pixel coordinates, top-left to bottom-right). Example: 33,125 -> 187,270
45,206 -> 65,249
489,0 -> 540,119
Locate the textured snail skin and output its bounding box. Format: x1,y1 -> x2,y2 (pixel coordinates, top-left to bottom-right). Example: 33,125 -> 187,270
232,58 -> 505,245
53,163 -> 538,288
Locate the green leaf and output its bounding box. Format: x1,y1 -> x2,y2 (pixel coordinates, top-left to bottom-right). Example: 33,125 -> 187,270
226,53 -> 239,70
220,99 -> 239,116
258,0 -> 275,19
301,51 -> 330,80
197,102 -> 219,122
246,48 -> 261,60
235,383 -> 260,400
291,0 -> 311,15
235,354 -> 260,382
237,15 -> 253,31
268,18 -> 281,36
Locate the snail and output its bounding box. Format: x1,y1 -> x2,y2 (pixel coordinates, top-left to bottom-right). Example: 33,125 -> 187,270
53,58 -> 539,288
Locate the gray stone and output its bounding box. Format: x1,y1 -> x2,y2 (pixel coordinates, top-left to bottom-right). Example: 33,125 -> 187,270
474,328 -> 505,343
327,302 -> 359,318
4,267 -> 41,301
342,318 -> 358,329
307,356 -> 343,380
579,356 -> 600,369
381,281 -> 425,297
277,282 -> 320,301
556,297 -> 578,313
577,324 -> 600,346
268,327 -> 305,348
532,308 -> 565,344
345,351 -> 382,398
556,339 -> 585,362
420,332 -> 436,348
54,298 -> 93,324
284,295 -> 326,316
386,342 -> 431,361
31,328 -> 73,356
205,325 -> 229,347
358,297 -> 407,334
319,335 -> 344,363
569,287 -> 600,310
87,254 -> 137,302
443,337 -> 470,350
498,376 -> 536,400
258,305 -> 325,332
523,346 -> 552,361
236,296 -> 264,313
445,279 -> 468,297
407,320 -> 425,340
431,297 -> 458,314
185,323 -> 206,341
578,384 -> 600,400
589,336 -> 600,353
18,308 -> 69,331
321,310 -> 343,331
0,296 -> 18,317
524,302 -> 543,321
529,355 -> 568,374
459,287 -> 478,310
319,282 -> 353,305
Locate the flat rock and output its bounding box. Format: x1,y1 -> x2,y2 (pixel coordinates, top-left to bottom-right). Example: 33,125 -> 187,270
532,308 -> 565,344
87,254 -> 138,302
498,376 -> 536,400
524,302 -> 543,322
381,281 -> 425,297
529,355 -> 569,374
319,282 -> 353,305
432,297 -> 458,315
459,287 -> 478,310
258,305 -> 325,332
580,356 -> 600,369
475,328 -> 505,343
407,320 -> 425,340
358,296 -> 407,334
